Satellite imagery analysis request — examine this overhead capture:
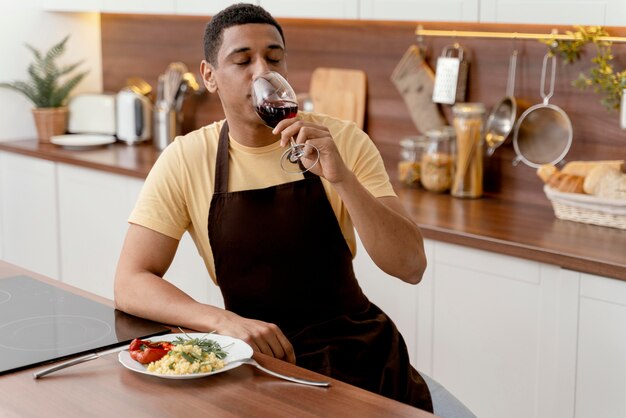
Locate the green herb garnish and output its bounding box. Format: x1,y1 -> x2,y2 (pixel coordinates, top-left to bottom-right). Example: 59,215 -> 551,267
173,328 -> 232,360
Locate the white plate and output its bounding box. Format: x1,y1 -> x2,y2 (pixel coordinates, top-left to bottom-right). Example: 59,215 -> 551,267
118,333 -> 253,380
50,134 -> 116,150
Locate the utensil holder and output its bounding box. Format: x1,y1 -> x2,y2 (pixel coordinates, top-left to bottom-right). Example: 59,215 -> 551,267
153,106 -> 178,151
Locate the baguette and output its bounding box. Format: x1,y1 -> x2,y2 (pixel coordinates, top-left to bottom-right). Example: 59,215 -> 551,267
537,164 -> 585,193
537,164 -> 558,183
546,171 -> 585,193
561,160 -> 624,177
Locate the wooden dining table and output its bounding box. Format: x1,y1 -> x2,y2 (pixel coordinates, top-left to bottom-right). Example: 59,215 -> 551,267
0,260 -> 436,418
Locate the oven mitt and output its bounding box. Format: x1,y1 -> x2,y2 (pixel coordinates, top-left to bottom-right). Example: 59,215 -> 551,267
391,45 -> 446,133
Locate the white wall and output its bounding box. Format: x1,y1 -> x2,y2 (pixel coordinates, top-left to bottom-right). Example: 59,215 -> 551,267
0,2 -> 102,141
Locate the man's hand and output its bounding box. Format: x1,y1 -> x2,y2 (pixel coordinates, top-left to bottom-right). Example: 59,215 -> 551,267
273,118 -> 350,184
215,310 -> 296,363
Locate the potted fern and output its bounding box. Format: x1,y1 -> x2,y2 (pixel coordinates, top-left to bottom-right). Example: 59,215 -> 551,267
0,35 -> 88,142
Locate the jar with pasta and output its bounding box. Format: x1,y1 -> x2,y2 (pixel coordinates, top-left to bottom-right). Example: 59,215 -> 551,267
451,103 -> 485,198
420,129 -> 454,193
397,136 -> 427,187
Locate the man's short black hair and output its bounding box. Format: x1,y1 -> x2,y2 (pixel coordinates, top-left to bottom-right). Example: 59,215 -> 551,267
203,3 -> 285,66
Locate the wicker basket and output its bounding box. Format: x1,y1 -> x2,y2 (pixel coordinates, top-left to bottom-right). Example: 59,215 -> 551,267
543,185 -> 626,230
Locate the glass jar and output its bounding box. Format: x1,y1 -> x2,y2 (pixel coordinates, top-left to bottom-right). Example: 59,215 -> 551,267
451,103 -> 486,198
397,136 -> 427,187
420,129 -> 454,193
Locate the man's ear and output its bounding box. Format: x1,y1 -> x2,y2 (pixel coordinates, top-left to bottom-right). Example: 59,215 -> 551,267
200,60 -> 217,93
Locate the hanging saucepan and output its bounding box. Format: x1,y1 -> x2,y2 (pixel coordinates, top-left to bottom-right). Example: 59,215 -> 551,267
512,53 -> 572,168
485,49 -> 522,156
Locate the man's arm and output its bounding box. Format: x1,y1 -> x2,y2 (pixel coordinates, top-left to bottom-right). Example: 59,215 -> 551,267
274,118 -> 426,284
333,176 -> 426,284
114,224 -> 296,362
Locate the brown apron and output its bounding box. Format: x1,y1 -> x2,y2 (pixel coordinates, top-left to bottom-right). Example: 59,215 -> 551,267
208,122 -> 433,412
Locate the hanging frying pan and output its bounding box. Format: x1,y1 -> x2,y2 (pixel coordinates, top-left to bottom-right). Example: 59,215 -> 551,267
512,53 -> 573,168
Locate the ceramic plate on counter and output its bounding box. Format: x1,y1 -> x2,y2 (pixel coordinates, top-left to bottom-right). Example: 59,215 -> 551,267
50,134 -> 116,150
118,333 -> 253,380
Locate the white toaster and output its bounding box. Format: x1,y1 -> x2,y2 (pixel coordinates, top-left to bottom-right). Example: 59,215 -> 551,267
116,89 -> 153,144
68,93 -> 117,135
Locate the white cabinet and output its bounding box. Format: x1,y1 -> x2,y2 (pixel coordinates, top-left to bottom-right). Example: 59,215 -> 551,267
0,152 -> 60,279
575,272 -> 626,418
176,0 -> 258,16
44,0 -> 242,15
102,0 -> 175,14
352,231 -> 421,365
360,0 -> 480,22
41,0 -> 625,25
57,164 -> 138,299
0,154 -> 3,260
43,0 -> 175,14
163,231 -> 223,307
429,242 -> 579,418
125,178 -> 223,307
55,166 -> 223,305
42,0 -> 102,12
479,0 -> 625,25
56,164 -> 223,305
260,0 -> 359,19
354,235 -> 579,418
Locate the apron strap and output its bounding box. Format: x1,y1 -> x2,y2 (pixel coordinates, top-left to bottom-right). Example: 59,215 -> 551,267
215,120 -> 318,192
215,121 -> 230,194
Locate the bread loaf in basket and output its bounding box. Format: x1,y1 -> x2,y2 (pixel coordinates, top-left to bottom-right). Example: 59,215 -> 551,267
538,161 -> 626,229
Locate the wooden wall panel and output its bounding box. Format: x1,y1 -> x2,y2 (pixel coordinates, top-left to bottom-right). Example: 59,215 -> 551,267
101,15 -> 626,204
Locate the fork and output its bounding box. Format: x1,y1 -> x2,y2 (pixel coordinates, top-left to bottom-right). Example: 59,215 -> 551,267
240,358 -> 330,387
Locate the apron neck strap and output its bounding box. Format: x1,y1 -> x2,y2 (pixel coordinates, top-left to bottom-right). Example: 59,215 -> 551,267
215,121 -> 317,193
215,121 -> 230,194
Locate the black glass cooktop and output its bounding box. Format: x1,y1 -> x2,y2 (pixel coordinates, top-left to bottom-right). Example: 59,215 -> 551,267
0,275 -> 170,375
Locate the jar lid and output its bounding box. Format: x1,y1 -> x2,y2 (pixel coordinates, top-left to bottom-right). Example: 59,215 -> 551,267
424,129 -> 451,141
452,102 -> 486,117
442,125 -> 456,138
400,136 -> 428,149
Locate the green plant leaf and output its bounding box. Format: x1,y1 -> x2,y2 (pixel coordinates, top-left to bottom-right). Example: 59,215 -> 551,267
50,71 -> 88,107
58,60 -> 84,77
0,81 -> 40,106
545,26 -> 625,111
0,34 -> 88,108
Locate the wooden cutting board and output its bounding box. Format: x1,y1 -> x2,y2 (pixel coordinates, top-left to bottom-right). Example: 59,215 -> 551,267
391,45 -> 446,133
309,67 -> 367,129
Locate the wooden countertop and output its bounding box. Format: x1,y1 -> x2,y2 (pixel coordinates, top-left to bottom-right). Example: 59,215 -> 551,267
0,139 -> 158,178
1,139 -> 624,281
0,260 -> 433,418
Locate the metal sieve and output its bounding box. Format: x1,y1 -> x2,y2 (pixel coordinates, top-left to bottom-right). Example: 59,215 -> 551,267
512,53 -> 572,168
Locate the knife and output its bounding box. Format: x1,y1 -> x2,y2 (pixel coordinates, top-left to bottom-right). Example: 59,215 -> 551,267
33,344 -> 129,379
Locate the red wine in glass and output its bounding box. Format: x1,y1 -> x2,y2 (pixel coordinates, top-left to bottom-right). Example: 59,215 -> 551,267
256,99 -> 298,128
251,71 -> 320,173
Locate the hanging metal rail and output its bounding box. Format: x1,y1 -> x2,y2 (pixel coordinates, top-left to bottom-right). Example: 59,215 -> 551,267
415,25 -> 626,43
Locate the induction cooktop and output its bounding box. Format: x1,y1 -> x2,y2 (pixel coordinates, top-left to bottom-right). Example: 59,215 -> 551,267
0,275 -> 170,375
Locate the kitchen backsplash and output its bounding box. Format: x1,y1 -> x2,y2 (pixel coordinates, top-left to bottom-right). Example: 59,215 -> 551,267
101,14 -> 626,205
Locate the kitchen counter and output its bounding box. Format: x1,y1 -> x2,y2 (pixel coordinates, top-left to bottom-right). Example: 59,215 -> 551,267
0,260 -> 433,418
1,139 -> 625,281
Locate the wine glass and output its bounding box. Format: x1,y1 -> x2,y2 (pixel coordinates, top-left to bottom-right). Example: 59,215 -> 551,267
251,71 -> 320,174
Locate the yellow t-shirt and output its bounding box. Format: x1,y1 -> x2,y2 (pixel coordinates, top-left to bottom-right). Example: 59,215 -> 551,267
129,112 -> 396,283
